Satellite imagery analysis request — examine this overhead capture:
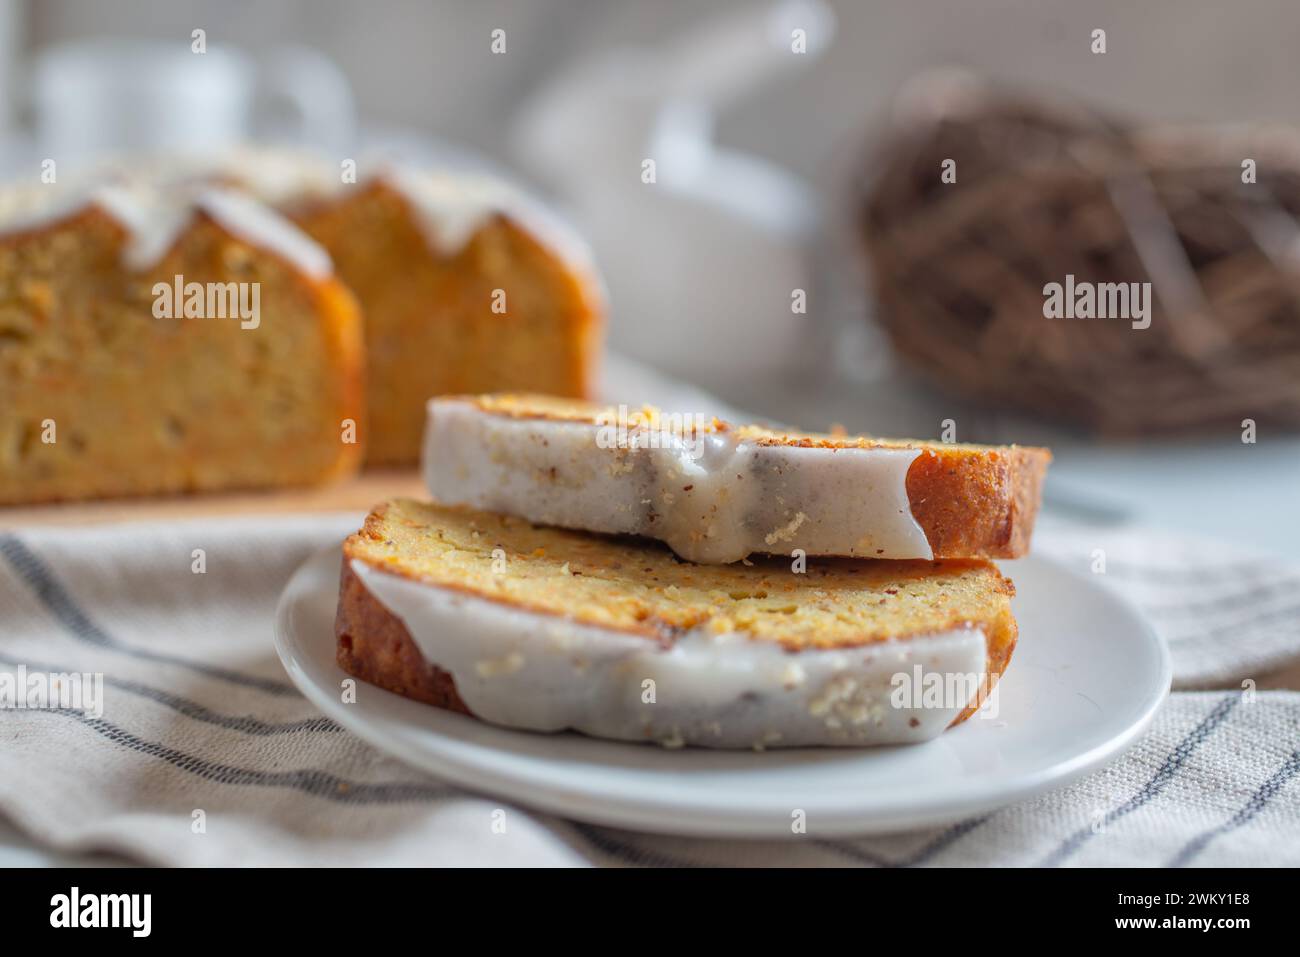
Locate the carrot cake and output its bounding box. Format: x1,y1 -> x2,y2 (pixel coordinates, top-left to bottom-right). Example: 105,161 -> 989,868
336,498 -> 1019,748
423,393 -> 1051,563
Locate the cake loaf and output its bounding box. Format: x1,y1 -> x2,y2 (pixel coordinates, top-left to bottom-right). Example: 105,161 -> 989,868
280,163 -> 604,465
423,394 -> 1051,563
0,183 -> 364,504
336,498 -> 1018,749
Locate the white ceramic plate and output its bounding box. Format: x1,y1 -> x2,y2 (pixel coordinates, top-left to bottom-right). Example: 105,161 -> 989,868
274,546 -> 1171,838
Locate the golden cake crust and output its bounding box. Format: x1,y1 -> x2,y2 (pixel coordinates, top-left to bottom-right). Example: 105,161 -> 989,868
335,558 -> 471,714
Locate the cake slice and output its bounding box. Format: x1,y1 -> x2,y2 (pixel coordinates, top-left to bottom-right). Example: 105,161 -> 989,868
0,183 -> 364,504
423,394 -> 1051,564
336,498 -> 1018,748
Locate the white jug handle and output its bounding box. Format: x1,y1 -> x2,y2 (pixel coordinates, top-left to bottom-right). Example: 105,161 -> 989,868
256,46 -> 355,151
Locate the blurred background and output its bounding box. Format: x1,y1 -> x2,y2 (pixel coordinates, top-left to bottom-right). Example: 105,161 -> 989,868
9,0 -> 1300,191
1,0 -> 1297,554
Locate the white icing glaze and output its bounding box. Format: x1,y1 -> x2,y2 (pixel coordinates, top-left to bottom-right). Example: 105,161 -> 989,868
423,398 -> 934,564
0,148 -> 597,285
213,149 -> 600,274
0,179 -> 332,278
371,164 -> 600,277
193,188 -> 332,277
351,559 -> 988,748
377,165 -> 514,256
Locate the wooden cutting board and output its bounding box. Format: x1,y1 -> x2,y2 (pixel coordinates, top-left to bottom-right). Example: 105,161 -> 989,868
0,470 -> 425,527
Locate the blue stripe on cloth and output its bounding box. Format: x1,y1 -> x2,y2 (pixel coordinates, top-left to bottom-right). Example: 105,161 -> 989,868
1041,694 -> 1240,866
0,534 -> 298,696
1168,748 -> 1300,866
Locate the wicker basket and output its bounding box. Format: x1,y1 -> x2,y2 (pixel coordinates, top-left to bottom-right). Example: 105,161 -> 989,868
859,71 -> 1300,434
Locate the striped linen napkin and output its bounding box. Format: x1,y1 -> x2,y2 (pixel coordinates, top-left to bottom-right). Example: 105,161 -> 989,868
0,510 -> 1297,867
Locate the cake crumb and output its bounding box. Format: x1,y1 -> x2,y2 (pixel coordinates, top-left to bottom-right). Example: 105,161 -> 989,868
659,731 -> 686,749
475,651 -> 525,678
764,511 -> 807,546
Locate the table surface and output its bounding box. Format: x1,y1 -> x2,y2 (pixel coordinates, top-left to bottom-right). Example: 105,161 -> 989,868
3,459 -> 1298,865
